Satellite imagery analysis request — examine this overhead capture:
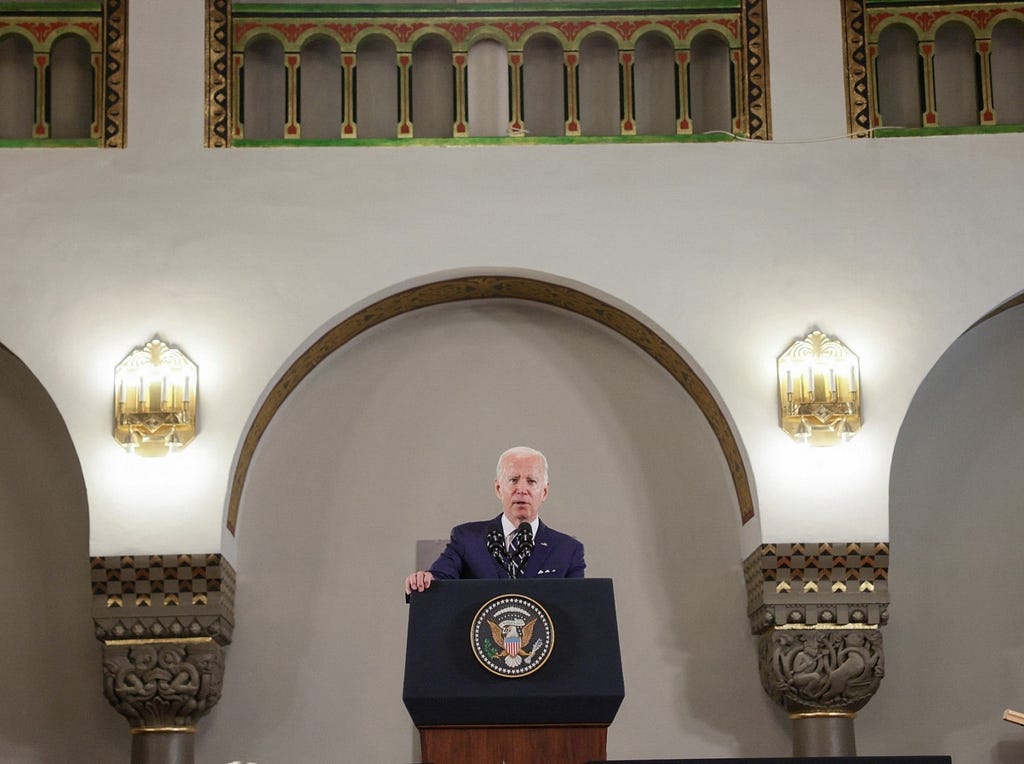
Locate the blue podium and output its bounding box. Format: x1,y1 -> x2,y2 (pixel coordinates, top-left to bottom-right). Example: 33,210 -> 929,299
404,578 -> 624,763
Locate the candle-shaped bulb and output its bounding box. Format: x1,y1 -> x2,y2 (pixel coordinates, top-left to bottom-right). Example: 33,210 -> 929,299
118,380 -> 126,404
183,377 -> 190,404
849,365 -> 857,393
786,370 -> 793,394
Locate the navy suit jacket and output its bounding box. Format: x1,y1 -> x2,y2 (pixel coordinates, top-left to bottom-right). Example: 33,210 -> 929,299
428,515 -> 585,580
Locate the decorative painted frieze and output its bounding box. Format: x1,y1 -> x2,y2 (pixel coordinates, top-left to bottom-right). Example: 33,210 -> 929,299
0,0 -> 127,146
842,0 -> 1024,135
206,0 -> 771,144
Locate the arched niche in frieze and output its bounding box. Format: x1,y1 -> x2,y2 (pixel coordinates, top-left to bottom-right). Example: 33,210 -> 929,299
634,31 -> 675,136
579,32 -> 620,137
299,35 -> 342,140
991,19 -> 1024,124
689,31 -> 732,136
876,23 -> 921,129
412,34 -> 455,139
0,33 -> 34,139
355,34 -> 399,139
243,35 -> 286,140
934,20 -> 980,126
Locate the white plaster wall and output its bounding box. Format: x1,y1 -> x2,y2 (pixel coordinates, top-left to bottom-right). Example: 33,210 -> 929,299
0,1 -> 1023,761
0,2 -> 1021,556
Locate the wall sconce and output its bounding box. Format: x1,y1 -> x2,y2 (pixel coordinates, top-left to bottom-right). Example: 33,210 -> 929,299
113,337 -> 197,456
777,330 -> 861,446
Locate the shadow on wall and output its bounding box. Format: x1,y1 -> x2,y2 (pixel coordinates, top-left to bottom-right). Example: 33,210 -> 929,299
533,304 -> 788,756
197,300 -> 788,762
864,303 -> 1024,761
0,344 -> 126,761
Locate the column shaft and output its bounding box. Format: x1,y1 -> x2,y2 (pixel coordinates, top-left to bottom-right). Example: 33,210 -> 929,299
131,730 -> 195,764
792,714 -> 856,757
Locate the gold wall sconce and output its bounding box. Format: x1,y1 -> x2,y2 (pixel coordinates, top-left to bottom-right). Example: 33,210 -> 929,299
777,330 -> 861,446
114,337 -> 197,456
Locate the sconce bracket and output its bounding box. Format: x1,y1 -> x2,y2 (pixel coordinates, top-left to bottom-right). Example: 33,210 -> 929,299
777,330 -> 861,446
113,336 -> 198,456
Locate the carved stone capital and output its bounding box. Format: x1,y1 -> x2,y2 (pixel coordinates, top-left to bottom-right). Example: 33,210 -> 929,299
102,638 -> 224,729
93,554 -> 235,738
745,543 -> 889,721
758,627 -> 884,715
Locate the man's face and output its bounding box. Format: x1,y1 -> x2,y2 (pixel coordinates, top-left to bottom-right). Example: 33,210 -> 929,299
495,453 -> 549,524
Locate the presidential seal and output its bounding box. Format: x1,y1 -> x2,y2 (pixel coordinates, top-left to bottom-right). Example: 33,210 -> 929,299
470,594 -> 554,678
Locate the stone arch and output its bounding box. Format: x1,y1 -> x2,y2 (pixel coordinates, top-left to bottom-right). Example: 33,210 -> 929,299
0,341 -> 124,759
964,288 -> 1024,333
226,273 -> 755,535
883,293 -> 1024,759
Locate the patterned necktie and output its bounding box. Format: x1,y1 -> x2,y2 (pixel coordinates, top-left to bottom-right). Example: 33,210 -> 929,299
507,523 -> 534,579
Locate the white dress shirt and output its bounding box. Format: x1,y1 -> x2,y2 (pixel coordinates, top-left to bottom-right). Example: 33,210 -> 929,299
501,515 -> 539,549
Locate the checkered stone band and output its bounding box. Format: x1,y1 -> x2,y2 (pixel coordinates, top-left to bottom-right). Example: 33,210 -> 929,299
91,554 -> 235,645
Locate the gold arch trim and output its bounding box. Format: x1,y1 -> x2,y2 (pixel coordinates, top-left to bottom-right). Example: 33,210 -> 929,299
226,275 -> 754,534
966,291 -> 1024,334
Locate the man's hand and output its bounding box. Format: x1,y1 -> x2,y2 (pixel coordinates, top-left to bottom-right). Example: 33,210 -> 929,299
405,570 -> 434,595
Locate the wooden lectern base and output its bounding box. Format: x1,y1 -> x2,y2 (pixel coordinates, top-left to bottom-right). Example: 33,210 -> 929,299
419,724 -> 608,764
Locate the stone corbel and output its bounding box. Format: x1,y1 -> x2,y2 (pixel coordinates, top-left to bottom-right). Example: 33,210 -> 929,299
92,554 -> 235,764
744,542 -> 889,756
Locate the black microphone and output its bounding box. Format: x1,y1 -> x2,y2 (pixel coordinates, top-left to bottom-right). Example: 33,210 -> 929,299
516,522 -> 534,555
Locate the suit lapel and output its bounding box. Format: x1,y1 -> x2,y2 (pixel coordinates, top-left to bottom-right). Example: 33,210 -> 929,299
522,521 -> 554,576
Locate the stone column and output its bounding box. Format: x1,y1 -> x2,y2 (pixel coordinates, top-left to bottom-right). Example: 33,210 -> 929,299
918,40 -> 938,127
397,51 -> 413,138
618,49 -> 636,136
92,554 -> 236,764
744,542 -> 889,757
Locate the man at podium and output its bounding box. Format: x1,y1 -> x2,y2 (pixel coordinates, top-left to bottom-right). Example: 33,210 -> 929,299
404,446 -> 586,595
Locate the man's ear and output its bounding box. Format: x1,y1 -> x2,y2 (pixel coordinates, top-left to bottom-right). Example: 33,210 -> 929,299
494,479 -> 502,499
